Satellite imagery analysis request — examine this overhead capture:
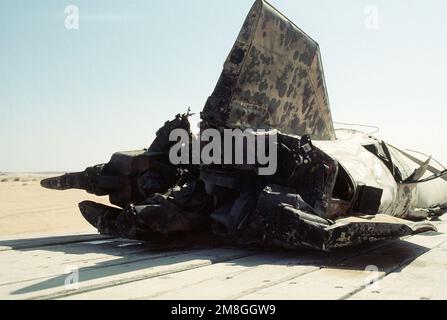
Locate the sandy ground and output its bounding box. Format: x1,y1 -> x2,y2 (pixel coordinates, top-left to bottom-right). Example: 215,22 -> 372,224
0,173 -> 110,236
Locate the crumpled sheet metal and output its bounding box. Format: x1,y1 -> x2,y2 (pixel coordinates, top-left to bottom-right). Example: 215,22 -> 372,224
316,130 -> 447,220
202,0 -> 336,141
41,113 -> 442,251
266,208 -> 437,251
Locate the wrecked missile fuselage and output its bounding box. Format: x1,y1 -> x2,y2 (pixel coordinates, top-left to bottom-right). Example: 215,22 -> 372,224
41,0 -> 446,251
40,111 -> 441,251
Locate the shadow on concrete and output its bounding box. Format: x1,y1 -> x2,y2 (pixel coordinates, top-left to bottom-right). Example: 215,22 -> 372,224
0,231 -> 437,298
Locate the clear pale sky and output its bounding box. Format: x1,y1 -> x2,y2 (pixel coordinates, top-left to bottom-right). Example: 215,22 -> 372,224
1,0 -> 446,172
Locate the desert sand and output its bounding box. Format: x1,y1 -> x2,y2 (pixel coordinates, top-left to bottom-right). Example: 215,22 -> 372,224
0,173 -> 110,236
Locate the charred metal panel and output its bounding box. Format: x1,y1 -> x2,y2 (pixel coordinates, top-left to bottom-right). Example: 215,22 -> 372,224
201,0 -> 336,141
352,185 -> 383,215
256,205 -> 435,251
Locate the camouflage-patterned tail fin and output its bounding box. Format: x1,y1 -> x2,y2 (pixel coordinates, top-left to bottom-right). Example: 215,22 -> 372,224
201,0 -> 336,141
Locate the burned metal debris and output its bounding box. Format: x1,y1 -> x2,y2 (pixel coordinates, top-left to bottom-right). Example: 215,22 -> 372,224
41,0 -> 447,251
